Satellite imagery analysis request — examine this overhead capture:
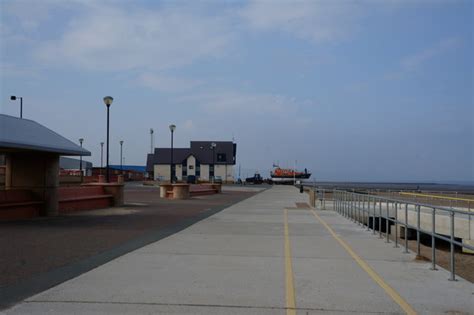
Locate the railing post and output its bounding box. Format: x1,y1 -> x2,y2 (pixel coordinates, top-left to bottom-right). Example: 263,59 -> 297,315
386,201 -> 390,243
449,211 -> 456,281
394,202 -> 399,248
367,195 -> 370,231
372,196 -> 376,235
379,200 -> 383,239
416,205 -> 421,256
404,203 -> 409,253
431,208 -> 437,270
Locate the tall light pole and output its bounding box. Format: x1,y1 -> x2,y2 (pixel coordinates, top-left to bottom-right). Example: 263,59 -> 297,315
100,142 -> 104,175
103,96 -> 114,182
150,128 -> 154,154
78,138 -> 84,182
120,140 -> 124,175
211,142 -> 216,183
169,124 -> 176,183
10,96 -> 23,118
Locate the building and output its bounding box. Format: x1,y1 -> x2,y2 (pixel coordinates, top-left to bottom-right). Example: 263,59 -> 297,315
146,141 -> 236,182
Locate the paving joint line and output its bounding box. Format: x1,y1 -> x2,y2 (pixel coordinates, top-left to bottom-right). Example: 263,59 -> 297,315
24,300 -> 399,314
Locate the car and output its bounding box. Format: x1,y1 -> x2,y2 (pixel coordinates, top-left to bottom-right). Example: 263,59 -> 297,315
213,176 -> 223,183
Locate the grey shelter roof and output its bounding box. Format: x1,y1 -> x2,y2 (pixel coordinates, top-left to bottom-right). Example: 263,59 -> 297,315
0,114 -> 91,156
146,141 -> 236,172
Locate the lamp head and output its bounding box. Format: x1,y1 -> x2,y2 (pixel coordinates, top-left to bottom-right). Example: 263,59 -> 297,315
169,124 -> 176,132
79,138 -> 84,144
100,142 -> 104,146
120,140 -> 124,145
103,96 -> 114,106
10,96 -> 17,101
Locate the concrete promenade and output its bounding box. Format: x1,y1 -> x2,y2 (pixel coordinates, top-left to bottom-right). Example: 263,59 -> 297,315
3,186 -> 473,314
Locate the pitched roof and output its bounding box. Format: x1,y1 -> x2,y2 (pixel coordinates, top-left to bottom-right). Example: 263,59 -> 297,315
146,141 -> 236,172
0,114 -> 90,156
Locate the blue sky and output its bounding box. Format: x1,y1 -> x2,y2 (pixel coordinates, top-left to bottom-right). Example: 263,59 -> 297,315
1,0 -> 472,182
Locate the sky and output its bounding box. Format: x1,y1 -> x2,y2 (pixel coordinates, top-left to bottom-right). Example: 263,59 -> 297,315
0,0 -> 473,182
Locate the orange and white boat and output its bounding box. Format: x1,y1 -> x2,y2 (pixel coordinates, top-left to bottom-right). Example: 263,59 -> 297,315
270,165 -> 311,183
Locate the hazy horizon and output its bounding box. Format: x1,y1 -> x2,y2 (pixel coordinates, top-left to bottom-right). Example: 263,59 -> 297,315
1,1 -> 472,182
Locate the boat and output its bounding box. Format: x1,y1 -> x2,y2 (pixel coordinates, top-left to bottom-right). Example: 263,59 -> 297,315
270,165 -> 311,184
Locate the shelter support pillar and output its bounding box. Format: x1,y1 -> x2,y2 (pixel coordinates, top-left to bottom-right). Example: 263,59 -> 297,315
6,152 -> 59,216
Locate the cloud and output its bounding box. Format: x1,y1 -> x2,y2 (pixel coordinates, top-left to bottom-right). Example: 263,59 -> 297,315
400,37 -> 462,71
174,91 -> 314,123
137,73 -> 203,92
239,1 -> 363,43
33,3 -> 235,71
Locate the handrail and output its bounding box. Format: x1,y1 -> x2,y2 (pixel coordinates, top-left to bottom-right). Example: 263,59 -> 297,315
310,187 -> 474,281
399,192 -> 474,203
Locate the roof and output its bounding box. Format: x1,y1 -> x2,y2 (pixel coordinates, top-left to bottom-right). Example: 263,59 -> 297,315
109,165 -> 146,172
146,141 -> 236,172
0,114 -> 90,156
60,157 -> 93,169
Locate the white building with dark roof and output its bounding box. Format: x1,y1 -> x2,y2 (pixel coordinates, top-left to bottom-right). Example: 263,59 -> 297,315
146,141 -> 236,182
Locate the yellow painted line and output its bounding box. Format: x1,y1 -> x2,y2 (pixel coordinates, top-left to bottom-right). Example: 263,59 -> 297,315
399,192 -> 473,202
284,209 -> 296,315
309,209 -> 417,315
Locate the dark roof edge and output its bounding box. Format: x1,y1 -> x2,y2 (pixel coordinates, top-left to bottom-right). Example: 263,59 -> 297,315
0,141 -> 91,156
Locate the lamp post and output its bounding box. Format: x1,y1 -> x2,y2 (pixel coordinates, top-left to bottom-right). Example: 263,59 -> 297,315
10,96 -> 23,118
79,138 -> 84,182
119,140 -> 124,175
169,124 -> 176,183
103,96 -> 114,182
211,142 -> 216,183
100,142 -> 104,175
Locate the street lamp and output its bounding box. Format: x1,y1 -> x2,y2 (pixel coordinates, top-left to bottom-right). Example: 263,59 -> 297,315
79,138 -> 84,182
211,142 -> 216,183
169,124 -> 176,183
100,142 -> 104,175
103,96 -> 114,182
119,140 -> 124,175
10,96 -> 23,118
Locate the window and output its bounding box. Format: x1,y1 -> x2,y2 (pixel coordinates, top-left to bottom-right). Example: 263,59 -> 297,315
217,153 -> 226,162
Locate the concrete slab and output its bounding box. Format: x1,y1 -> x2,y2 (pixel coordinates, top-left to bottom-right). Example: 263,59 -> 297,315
4,186 -> 473,315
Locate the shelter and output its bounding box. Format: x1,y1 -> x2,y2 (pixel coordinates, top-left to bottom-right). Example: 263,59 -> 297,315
0,114 -> 90,216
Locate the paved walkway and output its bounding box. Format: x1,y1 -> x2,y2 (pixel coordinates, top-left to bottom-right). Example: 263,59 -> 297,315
3,187 -> 473,314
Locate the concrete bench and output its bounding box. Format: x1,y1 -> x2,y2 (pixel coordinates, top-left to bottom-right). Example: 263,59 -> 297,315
58,186 -> 114,213
0,190 -> 44,221
160,184 -> 190,200
189,184 -> 222,197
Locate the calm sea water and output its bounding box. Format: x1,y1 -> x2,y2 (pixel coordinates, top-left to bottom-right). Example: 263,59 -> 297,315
301,181 -> 474,192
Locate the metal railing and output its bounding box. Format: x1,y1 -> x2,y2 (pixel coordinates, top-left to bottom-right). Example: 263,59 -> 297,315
311,188 -> 474,281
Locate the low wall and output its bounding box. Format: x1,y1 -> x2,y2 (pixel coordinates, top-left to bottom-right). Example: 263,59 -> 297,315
0,189 -> 43,221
